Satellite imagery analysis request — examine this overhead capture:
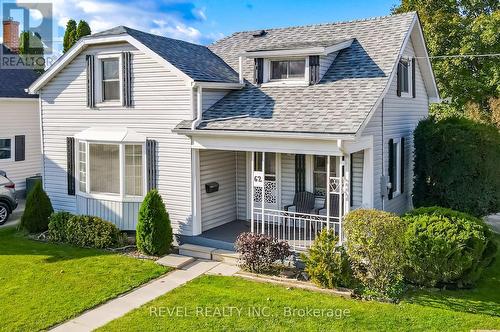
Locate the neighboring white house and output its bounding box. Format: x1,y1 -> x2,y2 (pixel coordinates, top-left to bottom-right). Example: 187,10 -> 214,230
0,44 -> 41,195
28,12 -> 438,251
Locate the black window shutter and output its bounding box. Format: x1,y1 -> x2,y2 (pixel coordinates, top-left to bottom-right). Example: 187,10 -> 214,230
14,135 -> 25,162
67,137 -> 76,196
388,138 -> 394,200
146,139 -> 158,191
295,154 -> 306,193
309,55 -> 320,84
400,137 -> 405,194
122,52 -> 132,107
396,62 -> 401,97
411,58 -> 416,98
254,58 -> 264,84
86,55 -> 95,108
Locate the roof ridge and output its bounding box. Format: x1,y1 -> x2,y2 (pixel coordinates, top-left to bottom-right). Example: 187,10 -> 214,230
211,11 -> 416,45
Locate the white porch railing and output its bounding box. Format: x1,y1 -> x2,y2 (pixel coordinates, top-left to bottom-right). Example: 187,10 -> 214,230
252,208 -> 341,251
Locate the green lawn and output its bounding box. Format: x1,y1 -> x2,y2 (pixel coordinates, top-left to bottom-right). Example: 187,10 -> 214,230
99,235 -> 500,332
99,275 -> 500,332
404,234 -> 500,317
0,227 -> 169,332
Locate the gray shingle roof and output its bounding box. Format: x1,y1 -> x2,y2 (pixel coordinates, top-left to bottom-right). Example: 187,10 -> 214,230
89,26 -> 239,83
177,12 -> 416,135
245,39 -> 352,52
0,45 -> 40,98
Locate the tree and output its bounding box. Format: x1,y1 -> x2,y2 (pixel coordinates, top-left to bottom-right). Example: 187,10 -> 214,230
393,1 -> 500,119
20,181 -> 54,233
63,19 -> 77,53
19,31 -> 45,72
76,20 -> 92,40
136,190 -> 173,256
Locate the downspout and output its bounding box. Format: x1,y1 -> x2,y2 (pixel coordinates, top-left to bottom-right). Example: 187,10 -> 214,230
191,84 -> 203,130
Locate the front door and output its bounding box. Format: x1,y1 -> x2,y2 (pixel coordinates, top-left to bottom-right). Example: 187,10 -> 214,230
252,152 -> 279,210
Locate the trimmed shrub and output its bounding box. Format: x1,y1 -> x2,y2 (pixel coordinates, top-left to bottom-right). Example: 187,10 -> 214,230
402,206 -> 497,287
344,209 -> 406,297
47,211 -> 73,242
63,215 -> 125,249
301,229 -> 354,289
413,117 -> 500,217
20,181 -> 53,233
235,232 -> 292,273
136,190 -> 173,256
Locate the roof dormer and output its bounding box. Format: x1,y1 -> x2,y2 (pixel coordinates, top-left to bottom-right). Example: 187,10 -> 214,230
239,38 -> 354,86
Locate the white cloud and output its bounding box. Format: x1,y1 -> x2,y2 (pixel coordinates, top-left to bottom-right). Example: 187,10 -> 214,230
16,0 -> 211,48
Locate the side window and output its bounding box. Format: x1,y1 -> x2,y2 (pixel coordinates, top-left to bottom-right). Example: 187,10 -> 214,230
0,139 -> 12,160
397,58 -> 412,97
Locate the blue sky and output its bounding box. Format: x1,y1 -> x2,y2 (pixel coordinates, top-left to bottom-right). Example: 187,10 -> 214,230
1,0 -> 399,55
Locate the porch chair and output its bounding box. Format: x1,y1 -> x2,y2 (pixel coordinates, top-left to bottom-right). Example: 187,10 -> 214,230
284,191 -> 315,214
314,193 -> 340,217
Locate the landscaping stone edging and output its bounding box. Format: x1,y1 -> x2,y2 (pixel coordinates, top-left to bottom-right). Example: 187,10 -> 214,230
234,270 -> 353,298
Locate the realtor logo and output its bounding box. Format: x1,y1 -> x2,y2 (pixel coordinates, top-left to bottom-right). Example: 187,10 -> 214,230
1,1 -> 53,69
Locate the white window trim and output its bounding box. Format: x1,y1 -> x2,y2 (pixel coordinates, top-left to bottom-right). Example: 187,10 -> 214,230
261,57 -> 309,87
75,139 -> 147,202
95,53 -> 123,107
0,137 -> 14,162
392,138 -> 402,197
399,57 -> 413,98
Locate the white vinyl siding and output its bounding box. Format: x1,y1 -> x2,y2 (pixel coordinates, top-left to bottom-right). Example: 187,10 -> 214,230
39,42 -> 193,233
319,51 -> 338,79
236,151 -> 247,220
0,99 -> 41,191
280,153 -> 295,209
361,37 -> 429,214
201,89 -> 230,112
199,150 -> 237,231
351,151 -> 364,208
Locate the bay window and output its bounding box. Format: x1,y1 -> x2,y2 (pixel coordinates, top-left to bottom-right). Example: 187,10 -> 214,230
77,141 -> 145,198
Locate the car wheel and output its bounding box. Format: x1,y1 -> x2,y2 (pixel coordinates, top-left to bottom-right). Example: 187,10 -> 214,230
0,202 -> 9,225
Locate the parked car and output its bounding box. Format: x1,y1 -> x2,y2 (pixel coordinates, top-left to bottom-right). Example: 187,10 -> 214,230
0,171 -> 18,225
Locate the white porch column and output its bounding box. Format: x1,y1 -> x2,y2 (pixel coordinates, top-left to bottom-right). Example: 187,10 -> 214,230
344,154 -> 351,215
326,155 -> 331,230
261,152 -> 265,234
250,151 -> 255,233
191,148 -> 202,236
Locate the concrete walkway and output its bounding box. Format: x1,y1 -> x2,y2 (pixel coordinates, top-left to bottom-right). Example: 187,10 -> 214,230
50,259 -> 228,332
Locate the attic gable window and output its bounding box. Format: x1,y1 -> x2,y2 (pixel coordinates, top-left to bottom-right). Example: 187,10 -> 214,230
397,58 -> 413,97
270,59 -> 305,80
102,58 -> 120,101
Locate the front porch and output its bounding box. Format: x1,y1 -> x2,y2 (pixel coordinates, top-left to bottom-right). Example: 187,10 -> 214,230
185,141 -> 373,251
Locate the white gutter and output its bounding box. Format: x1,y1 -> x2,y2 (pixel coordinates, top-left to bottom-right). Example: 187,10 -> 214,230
191,85 -> 203,130
174,127 -> 357,141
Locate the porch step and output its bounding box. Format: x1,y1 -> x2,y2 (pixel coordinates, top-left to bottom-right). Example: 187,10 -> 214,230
156,254 -> 195,269
178,244 -> 216,260
212,249 -> 240,266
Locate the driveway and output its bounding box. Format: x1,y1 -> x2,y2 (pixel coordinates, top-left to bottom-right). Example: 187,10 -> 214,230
0,198 -> 24,228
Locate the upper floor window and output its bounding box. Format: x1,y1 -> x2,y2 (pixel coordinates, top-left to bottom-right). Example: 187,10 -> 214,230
0,139 -> 11,160
101,58 -> 120,101
270,59 -> 305,80
397,58 -> 412,97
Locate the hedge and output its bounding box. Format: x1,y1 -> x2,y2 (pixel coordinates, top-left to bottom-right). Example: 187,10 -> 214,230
413,117 -> 500,217
402,206 -> 497,287
136,190 -> 173,256
20,181 -> 53,233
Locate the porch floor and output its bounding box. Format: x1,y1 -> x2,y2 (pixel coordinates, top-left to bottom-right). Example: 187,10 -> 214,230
200,220 -> 250,244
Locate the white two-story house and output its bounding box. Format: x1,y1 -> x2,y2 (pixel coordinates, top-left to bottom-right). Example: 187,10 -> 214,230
28,12 -> 438,251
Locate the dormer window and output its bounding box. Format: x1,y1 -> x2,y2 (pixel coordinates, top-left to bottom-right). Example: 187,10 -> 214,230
270,59 -> 305,80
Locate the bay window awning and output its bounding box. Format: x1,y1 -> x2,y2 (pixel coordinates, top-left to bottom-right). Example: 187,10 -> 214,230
75,127 -> 146,142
